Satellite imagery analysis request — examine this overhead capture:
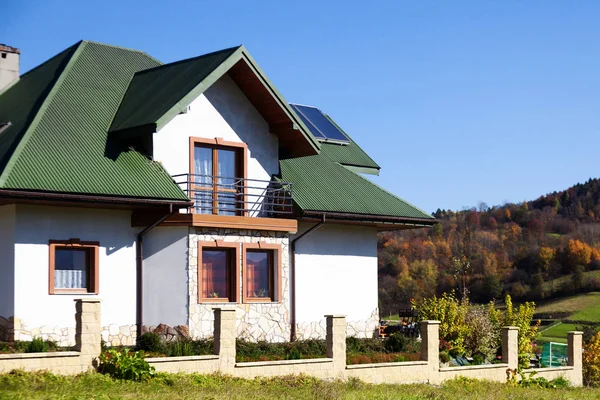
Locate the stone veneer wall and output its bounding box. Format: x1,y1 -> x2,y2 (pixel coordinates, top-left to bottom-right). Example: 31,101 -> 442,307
8,315 -> 136,347
295,308 -> 380,340
188,228 -> 291,342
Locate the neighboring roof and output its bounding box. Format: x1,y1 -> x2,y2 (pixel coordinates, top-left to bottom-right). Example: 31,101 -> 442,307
0,41 -> 188,201
110,46 -> 320,157
279,154 -> 434,222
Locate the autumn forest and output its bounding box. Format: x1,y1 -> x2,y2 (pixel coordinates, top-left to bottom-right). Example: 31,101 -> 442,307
378,177 -> 600,316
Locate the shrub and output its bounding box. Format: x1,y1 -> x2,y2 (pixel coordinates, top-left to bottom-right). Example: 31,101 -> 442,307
25,337 -> 48,353
99,349 -> 155,381
439,351 -> 451,363
464,306 -> 496,361
584,330 -> 600,386
136,333 -> 165,354
384,333 -> 408,353
170,340 -> 194,357
415,292 -> 470,355
488,294 -> 540,369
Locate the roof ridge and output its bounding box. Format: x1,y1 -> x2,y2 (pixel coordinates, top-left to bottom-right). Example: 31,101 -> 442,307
133,45 -> 242,76
80,40 -> 155,56
347,163 -> 434,219
0,41 -> 86,186
0,41 -> 82,97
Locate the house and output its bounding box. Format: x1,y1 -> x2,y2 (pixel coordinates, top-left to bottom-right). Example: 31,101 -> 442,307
0,41 -> 436,347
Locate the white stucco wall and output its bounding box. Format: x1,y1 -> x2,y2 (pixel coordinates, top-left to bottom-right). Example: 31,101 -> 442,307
12,205 -> 138,344
0,205 -> 16,320
153,74 -> 280,209
143,226 -> 189,327
292,223 -> 380,338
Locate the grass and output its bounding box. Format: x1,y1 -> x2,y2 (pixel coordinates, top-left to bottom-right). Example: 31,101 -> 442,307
542,271 -> 600,295
535,292 -> 600,322
0,371 -> 599,400
538,322 -> 577,344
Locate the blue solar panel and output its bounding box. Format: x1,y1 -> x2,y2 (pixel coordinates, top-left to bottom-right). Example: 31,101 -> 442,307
290,103 -> 349,142
290,104 -> 325,139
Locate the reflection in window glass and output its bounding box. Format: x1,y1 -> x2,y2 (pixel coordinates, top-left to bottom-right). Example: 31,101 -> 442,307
246,250 -> 272,299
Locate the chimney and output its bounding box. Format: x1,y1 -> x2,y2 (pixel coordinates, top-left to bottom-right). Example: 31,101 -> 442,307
0,44 -> 20,91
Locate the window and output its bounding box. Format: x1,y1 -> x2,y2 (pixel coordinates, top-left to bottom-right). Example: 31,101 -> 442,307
189,137 -> 247,216
242,243 -> 282,303
49,240 -> 99,294
198,241 -> 240,303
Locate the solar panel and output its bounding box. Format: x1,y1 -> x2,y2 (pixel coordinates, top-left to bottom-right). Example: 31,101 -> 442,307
289,104 -> 325,139
290,103 -> 349,143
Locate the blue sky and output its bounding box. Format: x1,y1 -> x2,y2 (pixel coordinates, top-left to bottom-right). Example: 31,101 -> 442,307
3,1 -> 600,214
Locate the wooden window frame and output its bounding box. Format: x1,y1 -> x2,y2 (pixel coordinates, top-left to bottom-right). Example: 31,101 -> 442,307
242,242 -> 282,303
49,239 -> 99,295
197,240 -> 240,304
189,137 -> 248,216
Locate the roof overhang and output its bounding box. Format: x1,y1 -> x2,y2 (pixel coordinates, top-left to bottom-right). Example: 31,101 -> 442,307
300,210 -> 437,231
0,189 -> 192,210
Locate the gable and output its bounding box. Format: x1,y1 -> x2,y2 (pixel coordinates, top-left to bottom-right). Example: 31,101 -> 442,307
109,46 -> 320,158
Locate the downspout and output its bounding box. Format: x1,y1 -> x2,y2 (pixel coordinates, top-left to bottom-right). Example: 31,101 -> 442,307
290,214 -> 325,341
136,205 -> 174,339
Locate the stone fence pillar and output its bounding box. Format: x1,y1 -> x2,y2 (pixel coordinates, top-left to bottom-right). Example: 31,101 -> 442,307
568,331 -> 583,386
501,326 -> 519,371
420,321 -> 440,382
214,308 -> 236,373
326,315 -> 346,373
74,299 -> 102,370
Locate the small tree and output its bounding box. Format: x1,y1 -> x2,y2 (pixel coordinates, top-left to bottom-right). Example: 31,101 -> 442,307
583,331 -> 600,386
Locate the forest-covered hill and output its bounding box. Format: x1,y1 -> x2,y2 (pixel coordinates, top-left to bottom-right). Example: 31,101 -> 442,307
378,178 -> 600,316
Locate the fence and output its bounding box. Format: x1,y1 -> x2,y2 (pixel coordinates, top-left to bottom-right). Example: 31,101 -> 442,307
0,301 -> 584,386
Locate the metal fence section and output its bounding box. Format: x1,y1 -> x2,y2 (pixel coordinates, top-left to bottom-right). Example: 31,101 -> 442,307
172,174 -> 294,218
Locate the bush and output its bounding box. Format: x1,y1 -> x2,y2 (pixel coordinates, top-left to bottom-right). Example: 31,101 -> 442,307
416,293 -> 539,368
385,333 -> 410,353
136,333 -> 165,354
584,330 -> 600,386
25,337 -> 48,353
99,349 -> 155,381
170,340 -> 194,357
439,351 -> 451,363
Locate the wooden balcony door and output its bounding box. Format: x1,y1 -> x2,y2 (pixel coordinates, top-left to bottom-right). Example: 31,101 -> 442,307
190,138 -> 247,216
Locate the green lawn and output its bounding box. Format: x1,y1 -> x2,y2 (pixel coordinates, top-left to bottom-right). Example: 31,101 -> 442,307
0,371 -> 597,400
535,292 -> 600,322
538,322 -> 577,344
543,271 -> 600,295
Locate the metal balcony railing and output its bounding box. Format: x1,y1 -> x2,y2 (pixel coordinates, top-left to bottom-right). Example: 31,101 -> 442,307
172,174 -> 294,218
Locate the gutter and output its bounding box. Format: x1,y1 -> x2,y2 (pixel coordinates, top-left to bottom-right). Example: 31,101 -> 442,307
0,189 -> 192,208
135,205 -> 175,339
301,211 -> 437,226
289,214 -> 325,341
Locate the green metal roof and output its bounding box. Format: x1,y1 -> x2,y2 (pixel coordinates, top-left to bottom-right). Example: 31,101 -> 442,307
110,47 -> 240,133
319,140 -> 379,171
280,154 -> 433,221
0,41 -> 188,201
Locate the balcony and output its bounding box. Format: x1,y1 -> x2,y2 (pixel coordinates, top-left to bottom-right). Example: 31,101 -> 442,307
163,174 -> 297,233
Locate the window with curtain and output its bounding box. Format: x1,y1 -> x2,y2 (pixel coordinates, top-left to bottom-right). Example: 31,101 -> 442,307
193,143 -> 242,216
245,250 -> 274,300
49,241 -> 99,294
201,249 -> 234,301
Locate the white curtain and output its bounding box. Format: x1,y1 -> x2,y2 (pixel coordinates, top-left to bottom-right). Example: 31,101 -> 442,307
54,249 -> 87,289
55,270 -> 86,289
194,147 -> 213,214
217,149 -> 236,186
194,147 -> 212,185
